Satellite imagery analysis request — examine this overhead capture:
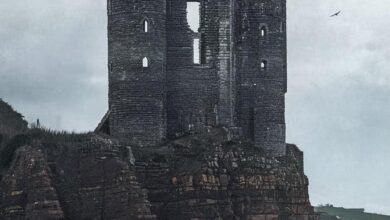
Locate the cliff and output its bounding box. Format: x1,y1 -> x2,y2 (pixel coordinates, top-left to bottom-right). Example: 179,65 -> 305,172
0,131 -> 155,219
0,127 -> 318,219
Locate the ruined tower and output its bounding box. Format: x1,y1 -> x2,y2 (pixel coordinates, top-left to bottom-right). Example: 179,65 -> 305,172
106,0 -> 287,155
107,0 -> 167,146
234,0 -> 287,155
0,2 -> 319,219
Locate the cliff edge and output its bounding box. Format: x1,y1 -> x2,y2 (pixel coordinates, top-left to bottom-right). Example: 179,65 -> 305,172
0,130 -> 318,219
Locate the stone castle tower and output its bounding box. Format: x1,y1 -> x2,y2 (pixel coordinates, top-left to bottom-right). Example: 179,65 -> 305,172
103,0 -> 287,155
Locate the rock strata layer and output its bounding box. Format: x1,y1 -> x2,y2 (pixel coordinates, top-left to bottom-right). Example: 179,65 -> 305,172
0,129 -> 318,220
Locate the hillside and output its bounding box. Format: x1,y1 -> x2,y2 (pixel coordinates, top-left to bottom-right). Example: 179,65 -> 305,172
316,206 -> 390,220
0,99 -> 29,177
0,99 -> 28,138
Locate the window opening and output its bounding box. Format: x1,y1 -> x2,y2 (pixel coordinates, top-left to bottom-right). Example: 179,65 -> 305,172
187,2 -> 201,64
193,38 -> 200,64
261,26 -> 267,37
186,2 -> 200,32
142,57 -> 149,67
143,20 -> 149,33
261,60 -> 267,71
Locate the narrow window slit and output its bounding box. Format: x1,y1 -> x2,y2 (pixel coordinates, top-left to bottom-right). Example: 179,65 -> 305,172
261,60 -> 267,71
261,26 -> 267,37
193,38 -> 200,64
143,20 -> 149,33
187,2 -> 202,64
143,57 -> 149,67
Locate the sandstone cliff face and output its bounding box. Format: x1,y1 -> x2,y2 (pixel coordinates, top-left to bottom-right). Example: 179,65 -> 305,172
1,146 -> 65,219
133,128 -> 318,220
0,128 -> 318,220
1,133 -> 155,220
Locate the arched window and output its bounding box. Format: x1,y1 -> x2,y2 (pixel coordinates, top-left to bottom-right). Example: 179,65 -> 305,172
142,57 -> 149,67
143,20 -> 149,33
260,26 -> 267,37
261,60 -> 267,71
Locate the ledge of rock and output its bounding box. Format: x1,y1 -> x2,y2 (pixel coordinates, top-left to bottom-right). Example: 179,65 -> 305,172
0,128 -> 318,220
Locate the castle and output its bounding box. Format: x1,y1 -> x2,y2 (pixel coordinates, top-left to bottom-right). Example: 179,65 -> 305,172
0,1 -> 321,219
100,0 -> 287,156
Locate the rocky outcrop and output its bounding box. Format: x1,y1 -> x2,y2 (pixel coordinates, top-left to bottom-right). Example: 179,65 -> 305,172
133,128 -> 318,220
0,128 -> 318,220
1,146 -> 65,219
0,134 -> 155,219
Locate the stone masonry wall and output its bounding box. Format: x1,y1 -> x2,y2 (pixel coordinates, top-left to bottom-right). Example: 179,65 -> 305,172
167,66 -> 218,137
235,0 -> 287,155
201,0 -> 237,127
108,0 -> 167,146
166,0 -> 219,137
107,0 -> 289,156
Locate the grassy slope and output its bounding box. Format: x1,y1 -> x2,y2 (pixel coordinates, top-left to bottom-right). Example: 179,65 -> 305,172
316,206 -> 390,220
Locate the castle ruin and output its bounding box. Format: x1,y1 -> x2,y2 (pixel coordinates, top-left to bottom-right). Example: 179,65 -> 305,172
102,0 -> 287,156
0,1 -> 320,219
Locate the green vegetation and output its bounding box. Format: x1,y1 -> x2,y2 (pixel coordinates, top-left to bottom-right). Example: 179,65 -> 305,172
316,205 -> 390,220
0,127 -> 90,175
0,99 -> 91,179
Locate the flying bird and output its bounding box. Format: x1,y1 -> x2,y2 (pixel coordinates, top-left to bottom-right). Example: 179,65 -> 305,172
330,10 -> 341,17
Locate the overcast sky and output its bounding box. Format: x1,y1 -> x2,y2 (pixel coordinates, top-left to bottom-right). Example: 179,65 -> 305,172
0,0 -> 389,215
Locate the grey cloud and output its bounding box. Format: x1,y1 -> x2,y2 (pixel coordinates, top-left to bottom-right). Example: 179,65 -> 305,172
287,0 -> 390,214
0,0 -> 107,131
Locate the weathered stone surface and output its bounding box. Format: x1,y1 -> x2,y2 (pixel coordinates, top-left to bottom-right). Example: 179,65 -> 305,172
0,129 -> 318,219
106,0 -> 288,156
0,0 -> 320,219
132,128 -> 318,220
0,134 -> 156,220
1,146 -> 65,220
